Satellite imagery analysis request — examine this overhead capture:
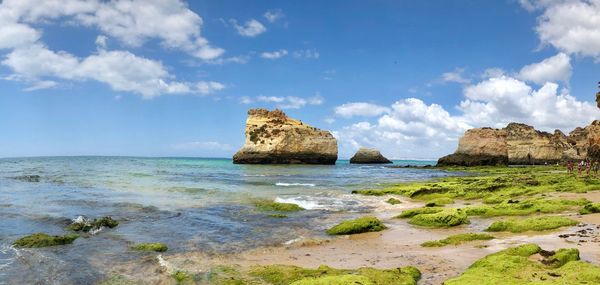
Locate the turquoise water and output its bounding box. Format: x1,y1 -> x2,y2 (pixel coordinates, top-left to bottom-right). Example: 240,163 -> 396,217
0,156 -> 448,284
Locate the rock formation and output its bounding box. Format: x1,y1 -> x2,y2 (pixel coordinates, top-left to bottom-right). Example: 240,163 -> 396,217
349,147 -> 392,164
438,121 -> 600,166
233,109 -> 338,164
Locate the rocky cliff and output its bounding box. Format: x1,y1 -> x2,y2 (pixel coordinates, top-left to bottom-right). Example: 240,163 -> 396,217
233,109 -> 338,164
349,147 -> 392,164
438,121 -> 600,166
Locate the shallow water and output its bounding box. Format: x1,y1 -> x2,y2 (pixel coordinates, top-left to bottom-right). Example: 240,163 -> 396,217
0,156 -> 447,284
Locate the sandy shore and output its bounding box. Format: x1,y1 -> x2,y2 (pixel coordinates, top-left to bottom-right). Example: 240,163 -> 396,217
106,192 -> 600,285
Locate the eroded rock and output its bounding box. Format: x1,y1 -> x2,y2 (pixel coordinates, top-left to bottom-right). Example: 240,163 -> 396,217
349,147 -> 392,164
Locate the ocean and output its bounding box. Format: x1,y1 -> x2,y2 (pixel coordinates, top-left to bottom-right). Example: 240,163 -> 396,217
0,156 -> 450,284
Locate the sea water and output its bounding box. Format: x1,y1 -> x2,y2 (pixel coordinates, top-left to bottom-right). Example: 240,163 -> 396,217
0,156 -> 449,284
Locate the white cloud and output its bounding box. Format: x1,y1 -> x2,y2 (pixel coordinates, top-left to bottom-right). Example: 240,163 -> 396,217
293,49 -> 320,59
242,94 -> 324,109
334,102 -> 390,118
334,73 -> 599,159
23,80 -> 58,91
261,49 -> 288,59
441,68 -> 470,84
523,0 -> 600,59
231,19 -> 266,37
518,53 -> 572,84
2,45 -> 226,98
0,0 -> 226,97
0,0 -> 224,60
264,9 -> 284,23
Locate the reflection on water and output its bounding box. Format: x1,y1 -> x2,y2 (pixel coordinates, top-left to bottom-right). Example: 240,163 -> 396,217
0,156 -> 447,284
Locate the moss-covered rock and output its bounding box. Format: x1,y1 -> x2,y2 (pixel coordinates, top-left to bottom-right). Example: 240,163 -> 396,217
580,202 -> 600,215
408,208 -> 469,228
132,242 -> 168,252
424,197 -> 454,207
421,233 -> 494,247
172,271 -> 194,285
326,216 -> 386,235
486,216 -> 578,233
445,244 -> 600,284
395,207 -> 443,218
13,233 -> 79,248
386,198 -> 402,205
67,216 -> 119,232
268,213 -> 288,218
254,200 -> 304,212
465,198 -> 587,217
249,264 -> 420,285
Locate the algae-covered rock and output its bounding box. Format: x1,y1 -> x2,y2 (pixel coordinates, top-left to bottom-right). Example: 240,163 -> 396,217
386,198 -> 402,205
421,233 -> 494,247
486,216 -> 577,233
254,200 -> 305,212
425,197 -> 454,207
249,264 -> 420,285
67,216 -> 119,233
396,207 -> 443,219
13,233 -> 79,248
408,208 -> 469,228
233,109 -> 338,164
172,271 -> 194,285
580,203 -> 600,215
132,242 -> 168,252
445,244 -> 600,284
326,216 -> 386,235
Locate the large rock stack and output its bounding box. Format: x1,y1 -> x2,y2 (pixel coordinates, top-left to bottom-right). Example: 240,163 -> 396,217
233,109 -> 338,164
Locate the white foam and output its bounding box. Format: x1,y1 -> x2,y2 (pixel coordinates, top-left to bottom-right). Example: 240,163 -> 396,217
275,182 -> 316,187
274,195 -> 363,211
283,236 -> 304,245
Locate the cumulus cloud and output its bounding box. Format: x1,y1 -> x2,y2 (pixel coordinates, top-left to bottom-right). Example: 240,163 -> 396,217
241,93 -> 324,109
334,56 -> 599,159
518,53 -> 572,84
0,0 -> 226,97
522,0 -> 600,59
230,19 -> 266,37
0,0 -> 224,60
261,49 -> 288,59
334,102 -> 390,118
264,9 -> 284,23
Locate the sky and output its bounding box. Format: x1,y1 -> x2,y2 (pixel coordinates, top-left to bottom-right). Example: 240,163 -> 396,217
0,0 -> 599,159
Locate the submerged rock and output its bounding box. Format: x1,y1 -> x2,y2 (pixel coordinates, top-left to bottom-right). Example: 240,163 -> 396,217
133,242 -> 168,252
12,174 -> 41,182
349,147 -> 392,164
13,233 -> 79,248
67,216 -> 119,233
438,121 -> 600,166
233,109 -> 338,164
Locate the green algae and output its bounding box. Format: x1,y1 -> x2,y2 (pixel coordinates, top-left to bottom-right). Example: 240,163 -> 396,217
580,202 -> 600,214
444,244 -> 600,284
13,233 -> 79,248
408,208 -> 469,228
326,216 -> 386,235
353,166 -> 600,202
67,216 -> 119,232
464,198 -> 588,217
420,233 -> 494,247
132,242 -> 168,252
254,200 -> 305,212
172,271 -> 195,285
424,197 -> 454,207
486,216 -> 578,233
268,213 -> 288,218
386,197 -> 402,205
396,207 -> 443,218
249,264 -> 420,285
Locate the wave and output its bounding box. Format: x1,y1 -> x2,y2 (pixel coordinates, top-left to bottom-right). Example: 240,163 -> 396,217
274,195 -> 366,212
275,182 -> 316,187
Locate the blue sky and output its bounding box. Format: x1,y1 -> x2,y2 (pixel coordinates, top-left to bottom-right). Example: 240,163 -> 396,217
0,0 -> 599,159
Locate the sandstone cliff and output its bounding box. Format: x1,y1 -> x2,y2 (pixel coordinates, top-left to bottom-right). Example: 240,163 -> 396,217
233,109 -> 338,164
349,147 -> 392,164
437,121 -> 600,166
